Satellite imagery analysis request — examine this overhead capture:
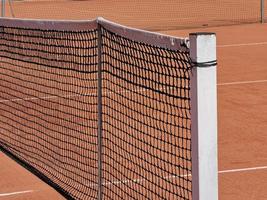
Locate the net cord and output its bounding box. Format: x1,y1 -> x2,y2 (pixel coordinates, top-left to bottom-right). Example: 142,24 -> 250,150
0,17 -> 97,31
0,17 -> 188,51
97,17 -> 189,51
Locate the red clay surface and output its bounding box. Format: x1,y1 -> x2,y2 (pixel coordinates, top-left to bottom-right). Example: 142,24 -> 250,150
0,152 -> 64,200
1,1 -> 267,199
3,0 -> 266,30
163,23 -> 267,200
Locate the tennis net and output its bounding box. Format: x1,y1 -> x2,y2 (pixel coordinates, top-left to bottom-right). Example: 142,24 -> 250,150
0,18 -> 217,200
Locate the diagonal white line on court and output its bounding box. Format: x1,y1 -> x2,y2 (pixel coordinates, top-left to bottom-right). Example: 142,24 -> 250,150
218,79 -> 267,86
0,93 -> 97,103
1,78 -> 266,103
0,86 -> 166,103
218,41 -> 267,48
219,166 -> 267,174
0,95 -> 59,103
1,167 -> 266,196
0,190 -> 34,197
87,165 -> 267,187
87,173 -> 192,188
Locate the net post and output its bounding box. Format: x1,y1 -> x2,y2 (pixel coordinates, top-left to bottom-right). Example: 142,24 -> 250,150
97,23 -> 103,200
1,0 -> 5,17
261,0 -> 265,23
189,33 -> 218,200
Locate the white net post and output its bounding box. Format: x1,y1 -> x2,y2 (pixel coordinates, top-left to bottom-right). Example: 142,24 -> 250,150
189,33 -> 218,200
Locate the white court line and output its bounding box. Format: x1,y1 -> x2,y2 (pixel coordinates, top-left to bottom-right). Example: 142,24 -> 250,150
1,79 -> 267,103
1,166 -> 267,196
218,79 -> 267,86
218,41 -> 267,48
87,165 -> 267,188
0,87 -> 159,103
219,166 -> 267,174
0,190 -> 34,197
0,93 -> 94,103
0,95 -> 60,103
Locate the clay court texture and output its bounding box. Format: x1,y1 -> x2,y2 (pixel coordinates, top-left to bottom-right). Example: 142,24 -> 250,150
1,0 -> 267,199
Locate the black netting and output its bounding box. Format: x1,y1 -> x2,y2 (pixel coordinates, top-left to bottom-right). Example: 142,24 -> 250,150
0,26 -> 99,199
0,21 -> 192,200
101,27 -> 192,199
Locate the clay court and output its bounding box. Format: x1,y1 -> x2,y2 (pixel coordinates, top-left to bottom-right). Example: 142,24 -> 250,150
0,0 -> 267,199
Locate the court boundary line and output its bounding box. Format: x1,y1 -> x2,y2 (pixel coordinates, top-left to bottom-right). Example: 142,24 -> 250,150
0,190 -> 34,197
218,79 -> 267,86
218,41 -> 267,48
1,165 -> 267,196
0,79 -> 266,103
219,166 -> 267,174
86,165 -> 267,187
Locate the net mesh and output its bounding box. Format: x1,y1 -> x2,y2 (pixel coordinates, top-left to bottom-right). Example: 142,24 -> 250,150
0,25 -> 99,199
101,27 -> 192,199
0,20 -> 192,199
